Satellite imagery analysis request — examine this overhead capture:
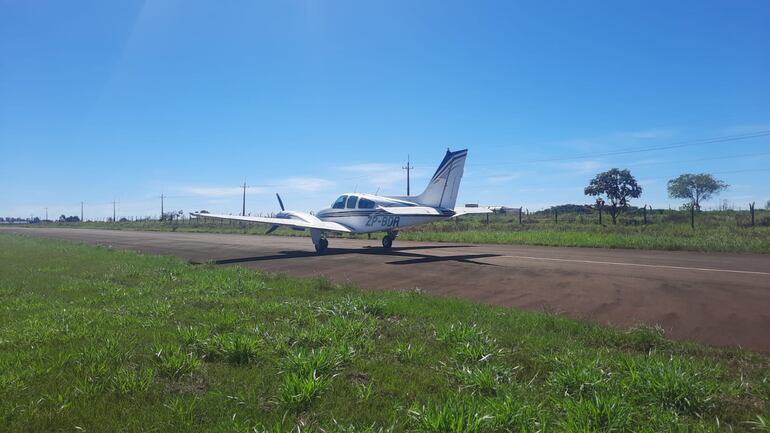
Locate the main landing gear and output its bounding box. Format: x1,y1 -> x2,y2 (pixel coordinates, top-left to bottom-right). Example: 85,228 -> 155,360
311,229 -> 329,254
382,231 -> 398,249
315,238 -> 329,254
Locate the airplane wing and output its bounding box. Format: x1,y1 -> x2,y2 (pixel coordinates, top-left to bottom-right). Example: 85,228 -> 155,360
189,212 -> 353,233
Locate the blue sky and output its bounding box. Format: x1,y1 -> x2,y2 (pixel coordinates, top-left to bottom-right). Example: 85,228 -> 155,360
2,1 -> 769,219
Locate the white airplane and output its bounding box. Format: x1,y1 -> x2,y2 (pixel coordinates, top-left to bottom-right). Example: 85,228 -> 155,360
191,149 -> 490,253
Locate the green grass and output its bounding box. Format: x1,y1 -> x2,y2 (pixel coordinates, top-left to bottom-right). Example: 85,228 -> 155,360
0,233 -> 768,432
32,207 -> 770,253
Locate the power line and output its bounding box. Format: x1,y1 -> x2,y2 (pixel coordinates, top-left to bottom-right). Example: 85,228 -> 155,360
624,150 -> 770,168
467,130 -> 770,167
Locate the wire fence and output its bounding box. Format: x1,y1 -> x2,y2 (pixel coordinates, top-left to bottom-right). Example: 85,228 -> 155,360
7,204 -> 769,230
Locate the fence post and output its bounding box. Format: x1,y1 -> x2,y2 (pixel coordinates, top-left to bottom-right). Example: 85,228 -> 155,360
518,207 -> 522,224
554,209 -> 558,224
750,202 -> 755,226
485,212 -> 489,225
690,204 -> 695,229
643,204 -> 647,225
598,204 -> 602,225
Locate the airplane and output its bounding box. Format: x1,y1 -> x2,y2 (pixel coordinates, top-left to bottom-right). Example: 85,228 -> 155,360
190,148 -> 490,253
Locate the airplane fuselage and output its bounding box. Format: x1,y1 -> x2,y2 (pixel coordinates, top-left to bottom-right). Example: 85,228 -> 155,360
314,193 -> 455,234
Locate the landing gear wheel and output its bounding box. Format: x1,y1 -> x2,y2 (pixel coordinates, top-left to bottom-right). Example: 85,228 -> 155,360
382,235 -> 393,249
315,238 -> 329,254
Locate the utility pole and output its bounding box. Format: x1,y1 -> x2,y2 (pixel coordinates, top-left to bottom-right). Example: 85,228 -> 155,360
112,201 -> 117,223
241,181 -> 249,216
402,155 -> 413,196
160,193 -> 165,219
45,207 -> 48,221
81,201 -> 84,222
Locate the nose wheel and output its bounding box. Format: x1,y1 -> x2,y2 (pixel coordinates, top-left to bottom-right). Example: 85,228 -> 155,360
315,238 -> 329,253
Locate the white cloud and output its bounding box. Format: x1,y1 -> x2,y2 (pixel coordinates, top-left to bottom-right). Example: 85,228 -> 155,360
182,186 -> 260,197
613,128 -> 676,140
338,163 -> 427,193
181,177 -> 335,198
547,160 -> 604,174
719,123 -> 770,135
487,173 -> 525,184
277,177 -> 336,192
340,163 -> 404,187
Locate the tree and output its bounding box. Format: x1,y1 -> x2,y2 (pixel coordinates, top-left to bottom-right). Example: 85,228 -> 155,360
58,214 -> 80,222
584,168 -> 642,224
667,173 -> 728,211
160,210 -> 184,222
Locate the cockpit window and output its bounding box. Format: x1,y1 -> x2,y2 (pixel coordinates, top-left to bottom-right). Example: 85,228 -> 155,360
346,196 -> 358,208
332,195 -> 347,209
358,198 -> 375,209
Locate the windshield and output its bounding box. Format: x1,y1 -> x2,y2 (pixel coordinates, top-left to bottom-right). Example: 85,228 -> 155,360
332,196 -> 347,209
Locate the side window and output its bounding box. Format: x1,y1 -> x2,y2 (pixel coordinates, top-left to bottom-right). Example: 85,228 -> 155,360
346,196 -> 358,209
332,195 -> 347,209
358,198 -> 375,209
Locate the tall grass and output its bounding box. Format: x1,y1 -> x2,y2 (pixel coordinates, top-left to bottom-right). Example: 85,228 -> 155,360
32,208 -> 770,253
0,233 -> 767,432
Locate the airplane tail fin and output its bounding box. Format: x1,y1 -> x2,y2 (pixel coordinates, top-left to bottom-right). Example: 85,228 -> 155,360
412,149 -> 468,209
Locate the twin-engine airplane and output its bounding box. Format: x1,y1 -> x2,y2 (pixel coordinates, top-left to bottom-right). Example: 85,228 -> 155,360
191,149 -> 490,253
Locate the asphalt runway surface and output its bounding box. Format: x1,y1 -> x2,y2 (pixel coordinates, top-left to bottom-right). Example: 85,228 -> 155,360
5,227 -> 770,354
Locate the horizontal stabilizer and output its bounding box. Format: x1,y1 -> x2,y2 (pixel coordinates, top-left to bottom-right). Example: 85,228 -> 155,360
452,206 -> 492,217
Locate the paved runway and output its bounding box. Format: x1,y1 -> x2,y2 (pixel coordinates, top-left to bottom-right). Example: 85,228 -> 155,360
5,227 -> 770,354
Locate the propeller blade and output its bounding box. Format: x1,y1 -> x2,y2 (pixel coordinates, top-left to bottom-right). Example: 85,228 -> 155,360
265,225 -> 279,235
276,193 -> 285,211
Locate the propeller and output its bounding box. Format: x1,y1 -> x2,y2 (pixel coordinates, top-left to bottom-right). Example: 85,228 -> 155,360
265,193 -> 285,235
265,225 -> 279,235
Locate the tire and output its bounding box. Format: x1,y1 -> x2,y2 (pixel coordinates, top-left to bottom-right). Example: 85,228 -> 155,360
382,236 -> 393,249
315,238 -> 328,253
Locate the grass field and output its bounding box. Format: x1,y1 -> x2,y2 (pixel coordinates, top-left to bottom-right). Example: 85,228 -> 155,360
1,233 -> 768,432
34,208 -> 770,253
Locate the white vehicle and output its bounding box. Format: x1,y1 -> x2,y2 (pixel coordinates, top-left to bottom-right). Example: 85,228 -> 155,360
191,149 -> 490,253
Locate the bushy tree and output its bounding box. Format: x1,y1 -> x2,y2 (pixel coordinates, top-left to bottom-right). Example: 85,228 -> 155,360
667,173 -> 727,211
584,168 -> 642,224
160,210 -> 184,222
58,215 -> 80,222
